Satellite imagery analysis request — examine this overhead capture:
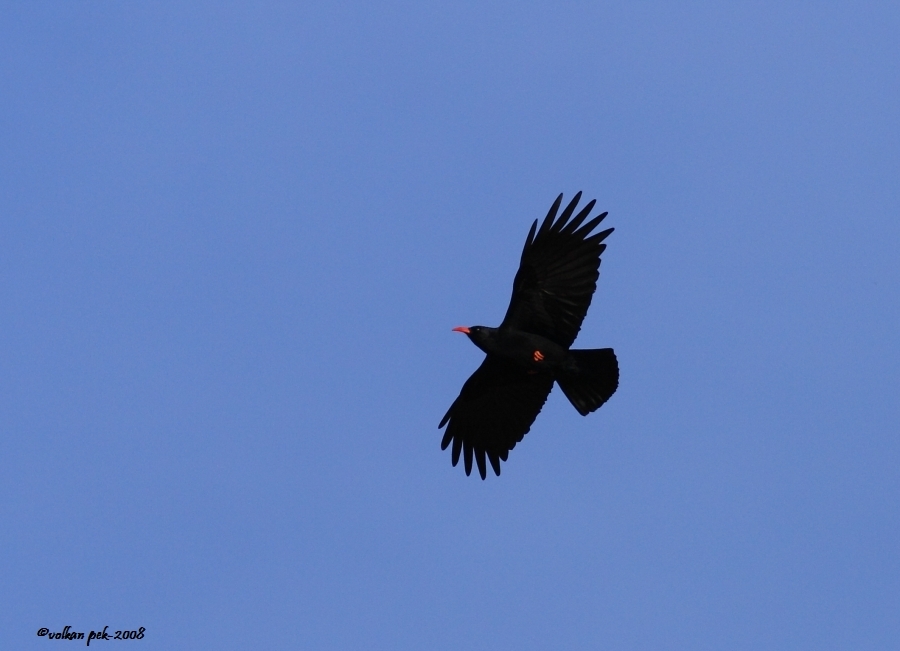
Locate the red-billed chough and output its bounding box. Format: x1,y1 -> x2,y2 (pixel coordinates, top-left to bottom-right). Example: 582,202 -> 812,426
440,192 -> 618,479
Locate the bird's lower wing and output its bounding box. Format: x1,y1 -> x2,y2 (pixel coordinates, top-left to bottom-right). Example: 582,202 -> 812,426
439,356 -> 554,479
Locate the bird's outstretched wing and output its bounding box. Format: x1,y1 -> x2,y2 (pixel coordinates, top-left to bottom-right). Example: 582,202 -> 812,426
439,356 -> 554,479
500,192 -> 613,348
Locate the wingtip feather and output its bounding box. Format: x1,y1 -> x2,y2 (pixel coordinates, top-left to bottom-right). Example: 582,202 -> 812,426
476,448 -> 487,479
488,451 -> 501,476
523,219 -> 538,254
537,194 -> 563,239
562,199 -> 596,234
439,405 -> 452,428
555,192 -> 582,230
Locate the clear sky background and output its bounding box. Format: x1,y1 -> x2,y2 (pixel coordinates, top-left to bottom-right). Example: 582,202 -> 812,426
2,3 -> 898,649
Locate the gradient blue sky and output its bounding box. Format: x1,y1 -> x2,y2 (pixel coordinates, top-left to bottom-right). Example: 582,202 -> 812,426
2,3 -> 898,649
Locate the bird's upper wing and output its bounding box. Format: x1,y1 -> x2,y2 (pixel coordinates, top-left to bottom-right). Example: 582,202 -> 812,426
500,192 -> 613,348
439,355 -> 554,479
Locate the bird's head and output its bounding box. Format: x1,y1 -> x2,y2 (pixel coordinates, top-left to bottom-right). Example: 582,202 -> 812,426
452,325 -> 494,351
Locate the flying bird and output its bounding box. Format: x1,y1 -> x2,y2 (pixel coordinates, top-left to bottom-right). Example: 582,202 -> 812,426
440,192 -> 618,479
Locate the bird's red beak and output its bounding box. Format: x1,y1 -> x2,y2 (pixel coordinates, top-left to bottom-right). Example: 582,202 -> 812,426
452,326 -> 471,334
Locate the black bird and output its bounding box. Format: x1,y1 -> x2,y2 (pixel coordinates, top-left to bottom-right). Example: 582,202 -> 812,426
440,192 -> 618,479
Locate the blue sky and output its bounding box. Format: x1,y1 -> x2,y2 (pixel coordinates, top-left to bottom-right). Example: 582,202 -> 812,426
2,2 -> 898,649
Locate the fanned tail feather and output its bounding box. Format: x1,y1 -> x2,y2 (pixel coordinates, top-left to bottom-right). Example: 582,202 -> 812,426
557,348 -> 619,416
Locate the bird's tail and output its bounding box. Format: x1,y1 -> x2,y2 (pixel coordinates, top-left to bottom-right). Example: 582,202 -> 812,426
557,348 -> 619,416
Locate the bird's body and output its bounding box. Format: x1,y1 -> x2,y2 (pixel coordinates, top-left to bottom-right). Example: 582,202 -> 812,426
440,192 -> 618,479
454,326 -> 570,373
